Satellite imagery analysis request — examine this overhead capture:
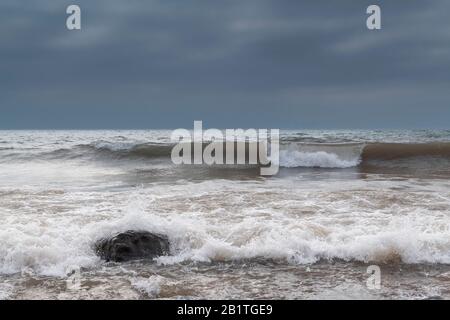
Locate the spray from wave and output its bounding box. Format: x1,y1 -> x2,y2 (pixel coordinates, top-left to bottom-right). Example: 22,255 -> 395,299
279,143 -> 364,168
2,186 -> 449,278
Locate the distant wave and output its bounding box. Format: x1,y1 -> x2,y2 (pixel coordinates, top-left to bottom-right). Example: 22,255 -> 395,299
362,142 -> 450,160
5,141 -> 450,170
41,142 -> 174,160
280,142 -> 450,168
90,142 -> 174,159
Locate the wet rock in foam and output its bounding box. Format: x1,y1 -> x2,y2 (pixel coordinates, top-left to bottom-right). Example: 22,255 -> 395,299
95,230 -> 170,262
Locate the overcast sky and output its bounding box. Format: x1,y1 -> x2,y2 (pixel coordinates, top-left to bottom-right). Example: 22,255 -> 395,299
1,0 -> 449,129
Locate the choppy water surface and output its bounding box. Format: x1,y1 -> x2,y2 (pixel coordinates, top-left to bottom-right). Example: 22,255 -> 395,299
0,130 -> 449,299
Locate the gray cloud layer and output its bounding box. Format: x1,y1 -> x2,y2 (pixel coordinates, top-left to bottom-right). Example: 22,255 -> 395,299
1,0 -> 449,129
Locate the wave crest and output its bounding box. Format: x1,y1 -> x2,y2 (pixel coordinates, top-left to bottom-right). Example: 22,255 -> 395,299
280,150 -> 361,168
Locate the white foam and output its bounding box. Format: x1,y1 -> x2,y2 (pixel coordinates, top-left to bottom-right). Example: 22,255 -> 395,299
0,282 -> 14,300
130,275 -> 163,297
280,150 -> 360,168
0,178 -> 449,278
279,143 -> 363,168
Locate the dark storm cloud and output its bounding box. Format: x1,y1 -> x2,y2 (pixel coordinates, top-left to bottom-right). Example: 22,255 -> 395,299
1,0 -> 449,128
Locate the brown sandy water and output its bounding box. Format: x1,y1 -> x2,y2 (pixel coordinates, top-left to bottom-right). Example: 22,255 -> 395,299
2,261 -> 449,300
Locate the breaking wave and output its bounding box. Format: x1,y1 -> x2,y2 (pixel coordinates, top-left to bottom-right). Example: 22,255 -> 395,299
1,197 -> 449,277
279,150 -> 360,168
362,142 -> 450,160
4,141 -> 450,170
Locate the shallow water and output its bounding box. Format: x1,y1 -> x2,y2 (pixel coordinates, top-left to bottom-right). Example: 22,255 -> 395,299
2,261 -> 450,300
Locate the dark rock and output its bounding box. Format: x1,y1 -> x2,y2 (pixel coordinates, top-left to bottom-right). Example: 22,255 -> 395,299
95,230 -> 170,262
